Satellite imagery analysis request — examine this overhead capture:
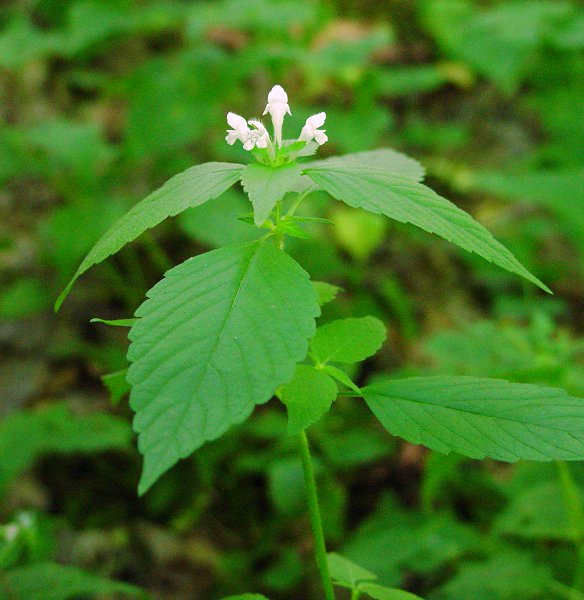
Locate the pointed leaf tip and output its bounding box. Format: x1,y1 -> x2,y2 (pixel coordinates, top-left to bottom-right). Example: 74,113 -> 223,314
55,162 -> 244,308
306,164 -> 551,294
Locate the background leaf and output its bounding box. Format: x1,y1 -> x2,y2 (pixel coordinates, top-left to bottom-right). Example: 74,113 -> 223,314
0,562 -> 145,600
128,240 -> 320,494
428,550 -> 553,600
180,189 -> 262,248
364,376 -> 584,461
342,493 -> 480,585
0,404 -> 132,496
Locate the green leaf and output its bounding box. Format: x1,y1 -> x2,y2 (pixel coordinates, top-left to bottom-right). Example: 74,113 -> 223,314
328,552 -> 377,589
241,162 -> 302,225
102,369 -> 131,405
359,583 -> 424,600
0,562 -> 145,600
309,149 -> 425,182
91,317 -> 137,327
0,403 -> 132,495
56,162 -> 244,310
313,281 -> 342,306
128,240 -> 320,494
305,165 -> 551,293
321,364 -> 361,393
277,218 -> 311,240
363,376 -> 584,462
311,317 -> 387,364
278,365 -> 338,434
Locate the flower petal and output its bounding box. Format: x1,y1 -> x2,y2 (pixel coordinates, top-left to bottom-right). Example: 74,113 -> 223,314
267,84 -> 288,104
227,112 -> 249,131
248,119 -> 268,134
306,112 -> 326,129
314,130 -> 328,145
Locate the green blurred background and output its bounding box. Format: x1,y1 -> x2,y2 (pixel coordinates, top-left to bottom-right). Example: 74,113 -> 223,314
2,0 -> 584,598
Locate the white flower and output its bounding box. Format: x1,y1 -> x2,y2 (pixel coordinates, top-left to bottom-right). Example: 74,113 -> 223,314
246,119 -> 270,150
299,112 -> 328,145
225,85 -> 329,155
263,84 -> 291,148
225,112 -> 251,146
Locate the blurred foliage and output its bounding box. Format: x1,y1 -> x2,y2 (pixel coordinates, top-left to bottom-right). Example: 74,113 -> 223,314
1,0 -> 584,598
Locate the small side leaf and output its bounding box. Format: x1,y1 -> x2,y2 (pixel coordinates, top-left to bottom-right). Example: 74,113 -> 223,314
311,317 -> 387,364
241,162 -> 302,225
363,376 -> 584,461
278,365 -> 338,434
128,240 -> 320,494
102,369 -> 131,405
321,364 -> 361,393
56,162 -> 244,309
359,582 -> 424,600
91,317 -> 137,327
313,281 -> 342,306
306,165 -> 551,293
0,403 -> 132,495
328,552 -> 377,589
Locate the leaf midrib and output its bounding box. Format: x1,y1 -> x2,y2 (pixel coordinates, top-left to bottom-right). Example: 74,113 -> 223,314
364,384 -> 582,433
166,240 -> 264,442
213,240 -> 263,357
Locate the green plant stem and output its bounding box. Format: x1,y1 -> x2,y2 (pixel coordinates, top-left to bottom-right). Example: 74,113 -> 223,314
287,187 -> 314,217
298,430 -> 336,600
557,461 -> 584,592
336,391 -> 363,398
274,201 -> 285,249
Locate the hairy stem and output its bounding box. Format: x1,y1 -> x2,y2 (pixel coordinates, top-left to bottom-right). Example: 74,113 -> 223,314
298,430 -> 335,600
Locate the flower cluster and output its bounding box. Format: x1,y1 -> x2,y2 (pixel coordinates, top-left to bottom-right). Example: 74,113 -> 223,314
225,85 -> 327,153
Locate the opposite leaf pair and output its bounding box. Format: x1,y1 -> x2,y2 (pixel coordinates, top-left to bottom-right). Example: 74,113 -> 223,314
279,316 -> 387,435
